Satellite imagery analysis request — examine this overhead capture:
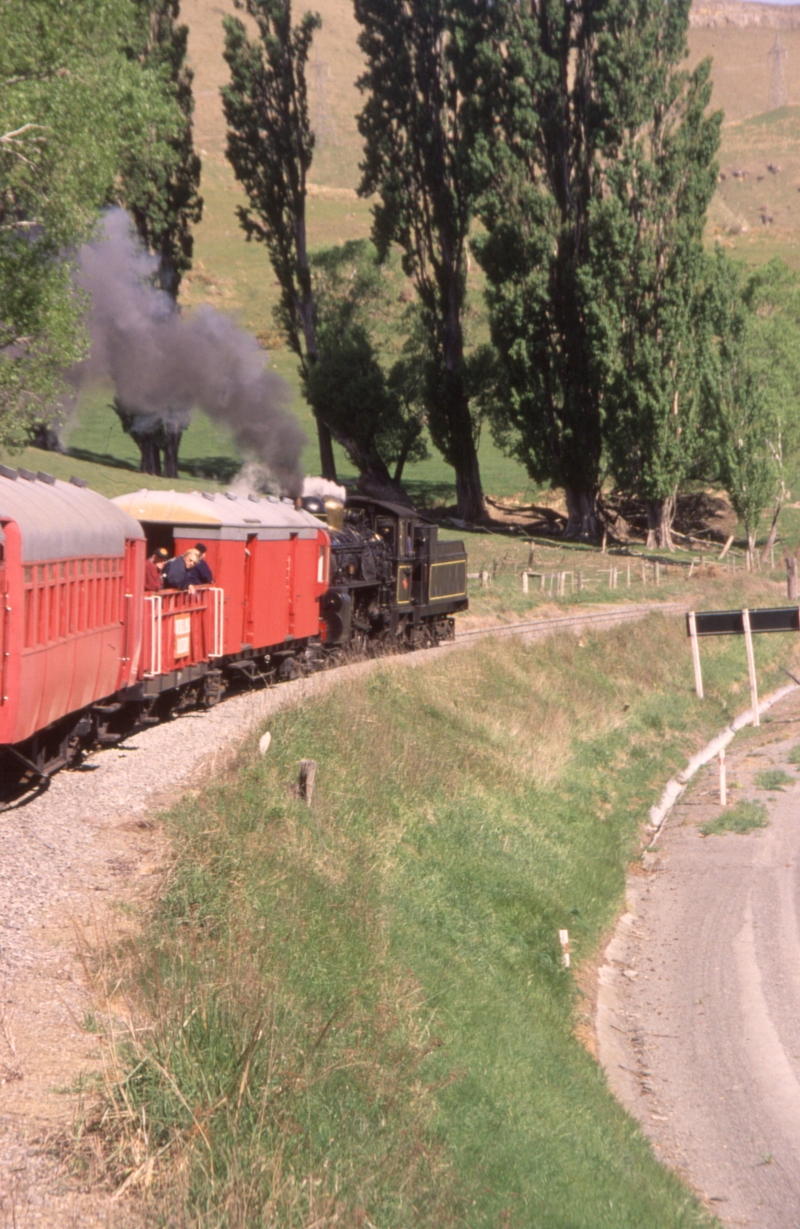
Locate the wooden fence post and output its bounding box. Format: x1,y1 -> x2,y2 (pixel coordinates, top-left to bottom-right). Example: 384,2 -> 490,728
298,759 -> 317,805
742,608 -> 759,726
687,611 -> 704,699
719,748 -> 727,807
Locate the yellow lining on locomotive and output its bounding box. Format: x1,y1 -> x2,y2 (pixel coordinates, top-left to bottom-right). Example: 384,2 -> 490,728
429,560 -> 467,600
396,564 -> 412,605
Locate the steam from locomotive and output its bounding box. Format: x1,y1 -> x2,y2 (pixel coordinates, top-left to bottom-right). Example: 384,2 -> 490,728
76,209 -> 307,495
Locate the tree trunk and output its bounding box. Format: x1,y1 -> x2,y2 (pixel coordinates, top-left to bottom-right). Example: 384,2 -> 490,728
644,495 -> 676,551
29,422 -> 64,452
453,435 -> 486,523
564,486 -> 600,541
746,529 -> 757,570
162,424 -> 184,479
355,469 -> 415,507
393,425 -> 421,486
315,416 -> 337,481
759,497 -> 782,565
326,421 -> 414,508
786,553 -> 798,601
134,431 -> 162,476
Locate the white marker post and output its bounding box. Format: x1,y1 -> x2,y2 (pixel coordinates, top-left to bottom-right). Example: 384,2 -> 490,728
688,610 -> 704,699
742,608 -> 760,726
522,571 -> 529,595
559,929 -> 570,968
719,747 -> 727,807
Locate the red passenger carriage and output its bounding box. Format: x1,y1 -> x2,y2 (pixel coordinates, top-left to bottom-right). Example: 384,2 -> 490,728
0,467 -> 145,771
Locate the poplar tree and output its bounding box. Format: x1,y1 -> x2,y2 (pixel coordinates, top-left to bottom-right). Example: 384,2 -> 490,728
354,0 -> 487,522
705,255 -> 800,568
598,24 -> 720,549
470,0 -> 720,541
221,0 -> 338,482
122,0 -> 203,302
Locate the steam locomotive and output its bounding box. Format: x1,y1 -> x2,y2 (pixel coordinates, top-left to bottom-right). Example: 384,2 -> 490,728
0,468 -> 467,792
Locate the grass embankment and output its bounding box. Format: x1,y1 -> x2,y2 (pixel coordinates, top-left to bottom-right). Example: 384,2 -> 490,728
89,614 -> 800,1227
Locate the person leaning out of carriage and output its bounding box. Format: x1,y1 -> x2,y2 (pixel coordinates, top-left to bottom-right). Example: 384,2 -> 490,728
144,547 -> 169,592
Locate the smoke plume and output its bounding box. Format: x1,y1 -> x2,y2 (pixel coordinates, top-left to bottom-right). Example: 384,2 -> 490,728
76,209 -> 306,494
302,476 -> 347,502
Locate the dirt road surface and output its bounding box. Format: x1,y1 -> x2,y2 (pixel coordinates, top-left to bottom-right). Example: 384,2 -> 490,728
599,686 -> 800,1227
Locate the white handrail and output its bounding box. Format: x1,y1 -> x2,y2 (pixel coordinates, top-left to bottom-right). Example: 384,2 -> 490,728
209,587 -> 224,658
144,594 -> 162,677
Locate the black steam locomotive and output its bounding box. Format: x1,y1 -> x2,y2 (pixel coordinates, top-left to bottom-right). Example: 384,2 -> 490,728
301,494 -> 468,651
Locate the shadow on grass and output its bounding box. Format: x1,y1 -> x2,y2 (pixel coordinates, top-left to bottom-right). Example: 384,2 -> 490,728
67,448 -> 242,484
67,447 -> 141,473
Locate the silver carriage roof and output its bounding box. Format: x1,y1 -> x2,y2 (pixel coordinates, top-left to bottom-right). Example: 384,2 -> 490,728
0,468 -> 144,562
111,489 -> 324,541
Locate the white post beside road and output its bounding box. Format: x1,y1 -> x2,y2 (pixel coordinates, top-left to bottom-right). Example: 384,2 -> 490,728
559,929 -> 570,968
719,747 -> 727,807
742,608 -> 760,727
688,610 -> 704,699
522,571 -> 529,594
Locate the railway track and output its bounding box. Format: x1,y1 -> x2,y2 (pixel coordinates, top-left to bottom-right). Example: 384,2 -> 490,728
455,599 -> 688,644
1,599 -> 688,809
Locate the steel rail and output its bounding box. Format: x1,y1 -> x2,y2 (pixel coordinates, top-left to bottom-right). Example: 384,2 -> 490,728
454,600 -> 688,644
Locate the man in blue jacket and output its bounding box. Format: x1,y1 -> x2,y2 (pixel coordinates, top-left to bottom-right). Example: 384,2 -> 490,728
188,543 -> 213,585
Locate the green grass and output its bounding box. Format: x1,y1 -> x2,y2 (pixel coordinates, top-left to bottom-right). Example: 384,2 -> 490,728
701,799 -> 769,836
89,612 -> 800,1226
788,744 -> 800,766
755,767 -> 794,791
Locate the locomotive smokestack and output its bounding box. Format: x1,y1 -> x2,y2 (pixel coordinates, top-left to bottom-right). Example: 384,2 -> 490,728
75,210 -> 306,495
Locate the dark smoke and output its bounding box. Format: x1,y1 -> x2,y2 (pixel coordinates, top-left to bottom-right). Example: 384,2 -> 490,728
76,209 -> 306,494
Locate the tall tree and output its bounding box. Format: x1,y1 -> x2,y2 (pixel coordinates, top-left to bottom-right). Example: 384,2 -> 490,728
116,0 -> 204,477
122,0 -> 203,300
596,25 -> 720,549
221,0 -> 338,482
705,255 -> 800,568
469,0 -> 719,541
354,0 -> 487,523
0,0 -> 179,451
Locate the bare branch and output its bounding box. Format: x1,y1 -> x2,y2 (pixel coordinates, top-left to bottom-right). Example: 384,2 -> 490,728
0,123 -> 46,144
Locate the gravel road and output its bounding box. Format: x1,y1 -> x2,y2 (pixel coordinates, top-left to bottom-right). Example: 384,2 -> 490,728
599,687 -> 800,1227
0,601 -> 680,1225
